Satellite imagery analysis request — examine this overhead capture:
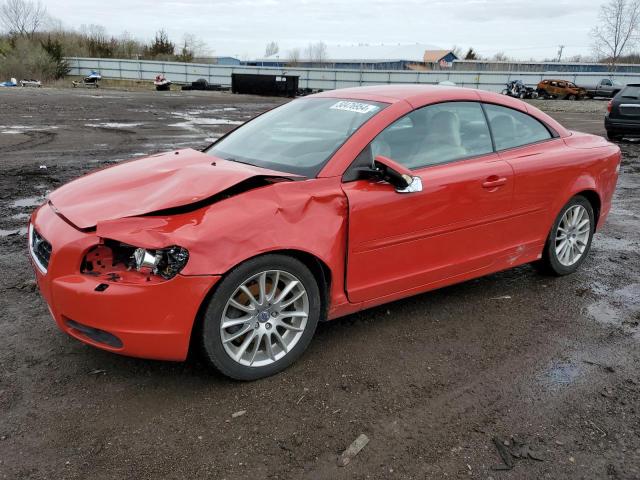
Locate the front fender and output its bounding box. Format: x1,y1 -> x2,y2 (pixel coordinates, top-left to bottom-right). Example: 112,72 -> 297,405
96,177 -> 349,304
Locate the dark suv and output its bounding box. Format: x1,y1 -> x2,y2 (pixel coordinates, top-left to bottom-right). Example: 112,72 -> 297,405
605,84 -> 640,140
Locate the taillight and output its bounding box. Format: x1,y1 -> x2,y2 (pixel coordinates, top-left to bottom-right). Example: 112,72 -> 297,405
607,100 -> 613,113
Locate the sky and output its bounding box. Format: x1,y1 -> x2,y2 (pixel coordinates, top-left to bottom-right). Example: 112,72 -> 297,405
40,0 -> 603,60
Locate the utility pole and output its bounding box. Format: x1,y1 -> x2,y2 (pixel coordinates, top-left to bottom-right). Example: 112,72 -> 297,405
557,45 -> 565,62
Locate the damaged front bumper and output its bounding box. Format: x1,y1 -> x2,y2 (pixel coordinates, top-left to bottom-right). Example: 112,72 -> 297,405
29,203 -> 219,361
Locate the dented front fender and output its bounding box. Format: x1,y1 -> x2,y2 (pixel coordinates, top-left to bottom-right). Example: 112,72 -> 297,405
96,177 -> 349,284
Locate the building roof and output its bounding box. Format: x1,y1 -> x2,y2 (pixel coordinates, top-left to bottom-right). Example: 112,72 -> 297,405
422,49 -> 456,63
324,43 -> 441,61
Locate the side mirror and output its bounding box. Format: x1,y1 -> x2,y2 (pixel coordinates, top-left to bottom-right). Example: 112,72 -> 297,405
373,155 -> 422,193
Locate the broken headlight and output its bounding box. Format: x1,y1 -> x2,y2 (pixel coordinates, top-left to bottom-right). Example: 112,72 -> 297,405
132,246 -> 189,280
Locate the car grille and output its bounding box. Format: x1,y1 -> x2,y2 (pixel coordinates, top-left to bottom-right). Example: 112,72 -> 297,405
29,225 -> 52,273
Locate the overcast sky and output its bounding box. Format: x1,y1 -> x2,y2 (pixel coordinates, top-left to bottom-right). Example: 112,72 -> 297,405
41,0 -> 602,60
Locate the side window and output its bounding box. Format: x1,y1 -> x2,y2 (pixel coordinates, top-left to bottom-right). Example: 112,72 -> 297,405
602,79 -> 612,87
484,104 -> 552,151
369,102 -> 493,170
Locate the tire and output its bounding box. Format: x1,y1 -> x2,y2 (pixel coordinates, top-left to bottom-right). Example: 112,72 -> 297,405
607,131 -> 622,141
536,196 -> 595,276
200,254 -> 321,380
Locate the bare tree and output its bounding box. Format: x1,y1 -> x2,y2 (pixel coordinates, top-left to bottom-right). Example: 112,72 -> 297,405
492,51 -> 510,62
182,33 -> 209,58
305,41 -> 328,64
0,0 -> 46,37
591,0 -> 640,68
264,40 -> 279,57
287,47 -> 301,66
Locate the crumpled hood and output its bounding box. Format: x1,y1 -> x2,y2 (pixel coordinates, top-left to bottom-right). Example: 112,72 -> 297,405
48,148 -> 298,229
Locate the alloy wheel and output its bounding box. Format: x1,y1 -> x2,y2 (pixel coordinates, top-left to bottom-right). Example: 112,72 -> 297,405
220,270 -> 309,367
555,205 -> 590,266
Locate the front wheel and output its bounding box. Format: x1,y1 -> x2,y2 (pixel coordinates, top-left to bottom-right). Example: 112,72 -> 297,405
537,196 -> 595,276
200,254 -> 321,380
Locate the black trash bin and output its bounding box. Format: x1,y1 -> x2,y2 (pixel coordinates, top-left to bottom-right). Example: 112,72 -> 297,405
231,74 -> 299,97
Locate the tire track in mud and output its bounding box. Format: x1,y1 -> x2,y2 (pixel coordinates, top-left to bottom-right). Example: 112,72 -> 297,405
1,131 -> 56,153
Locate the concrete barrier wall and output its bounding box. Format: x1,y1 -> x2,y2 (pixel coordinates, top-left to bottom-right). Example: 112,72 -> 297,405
66,57 -> 640,93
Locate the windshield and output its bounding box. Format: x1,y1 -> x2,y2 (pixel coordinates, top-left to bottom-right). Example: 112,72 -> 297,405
205,97 -> 387,176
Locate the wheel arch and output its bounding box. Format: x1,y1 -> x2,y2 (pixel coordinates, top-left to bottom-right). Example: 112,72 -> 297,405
544,186 -> 602,251
576,189 -> 601,226
188,249 -> 332,357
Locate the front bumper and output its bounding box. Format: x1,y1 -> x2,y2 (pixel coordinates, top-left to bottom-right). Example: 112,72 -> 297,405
30,203 -> 219,361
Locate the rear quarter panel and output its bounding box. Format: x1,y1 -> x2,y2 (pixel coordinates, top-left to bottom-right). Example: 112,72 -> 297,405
500,134 -> 619,254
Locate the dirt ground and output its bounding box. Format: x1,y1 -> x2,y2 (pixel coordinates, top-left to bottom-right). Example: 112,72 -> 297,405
0,88 -> 639,480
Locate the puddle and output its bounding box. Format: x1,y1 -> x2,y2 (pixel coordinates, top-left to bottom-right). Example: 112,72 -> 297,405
12,196 -> 44,208
168,111 -> 244,132
587,301 -> 619,325
0,125 -> 58,134
542,361 -> 581,388
0,226 -> 28,237
85,122 -> 143,129
586,284 -> 640,327
169,119 -> 243,128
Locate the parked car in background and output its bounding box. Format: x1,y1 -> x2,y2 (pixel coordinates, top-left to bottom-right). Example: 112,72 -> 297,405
537,79 -> 587,100
581,79 -> 624,99
29,85 -> 620,380
605,84 -> 640,140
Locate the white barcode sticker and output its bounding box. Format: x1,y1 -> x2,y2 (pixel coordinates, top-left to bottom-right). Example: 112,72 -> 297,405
330,101 -> 379,114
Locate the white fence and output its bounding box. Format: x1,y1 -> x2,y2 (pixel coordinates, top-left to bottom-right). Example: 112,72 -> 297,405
66,57 -> 640,93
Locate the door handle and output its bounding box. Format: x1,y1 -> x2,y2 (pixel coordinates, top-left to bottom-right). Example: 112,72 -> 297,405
482,176 -> 507,189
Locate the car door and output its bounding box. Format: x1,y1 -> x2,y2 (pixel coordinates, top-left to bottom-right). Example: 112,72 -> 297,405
341,101 -> 514,304
482,102 -> 562,256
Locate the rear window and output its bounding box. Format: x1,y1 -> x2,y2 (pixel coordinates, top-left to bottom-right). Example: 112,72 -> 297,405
621,86 -> 640,99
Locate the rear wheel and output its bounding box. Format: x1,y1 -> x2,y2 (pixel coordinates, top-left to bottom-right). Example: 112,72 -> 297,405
537,196 -> 595,276
200,254 -> 321,380
607,131 -> 623,141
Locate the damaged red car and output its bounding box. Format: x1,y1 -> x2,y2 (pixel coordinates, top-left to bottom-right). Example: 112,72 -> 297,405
29,85 -> 620,380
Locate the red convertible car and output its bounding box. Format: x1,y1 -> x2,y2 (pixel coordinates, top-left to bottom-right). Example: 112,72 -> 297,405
29,85 -> 620,380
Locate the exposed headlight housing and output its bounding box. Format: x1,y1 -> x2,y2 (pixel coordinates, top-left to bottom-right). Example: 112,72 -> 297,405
132,246 -> 189,280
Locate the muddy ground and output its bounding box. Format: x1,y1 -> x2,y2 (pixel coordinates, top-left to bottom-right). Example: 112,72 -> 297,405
0,88 -> 639,480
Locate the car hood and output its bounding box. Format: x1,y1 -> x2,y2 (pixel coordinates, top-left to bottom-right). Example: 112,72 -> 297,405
48,148 -> 299,229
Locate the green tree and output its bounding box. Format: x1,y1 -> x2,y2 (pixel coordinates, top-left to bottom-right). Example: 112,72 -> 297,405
146,29 -> 174,58
41,35 -> 69,78
464,47 -> 478,60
